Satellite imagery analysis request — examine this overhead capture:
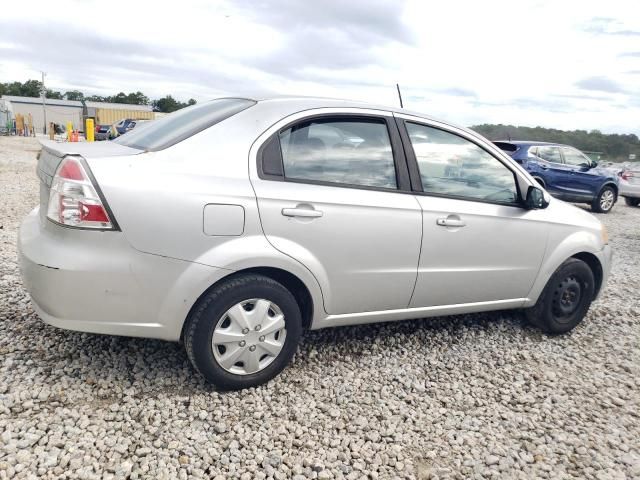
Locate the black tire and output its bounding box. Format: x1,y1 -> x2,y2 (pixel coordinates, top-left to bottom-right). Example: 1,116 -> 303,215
624,197 -> 640,207
591,186 -> 616,213
184,274 -> 302,390
524,258 -> 595,334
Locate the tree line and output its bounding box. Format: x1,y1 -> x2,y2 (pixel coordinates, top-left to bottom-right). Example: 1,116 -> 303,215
471,124 -> 639,161
0,79 -> 196,113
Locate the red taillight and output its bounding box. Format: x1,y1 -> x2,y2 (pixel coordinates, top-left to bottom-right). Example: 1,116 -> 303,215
58,159 -> 84,180
95,125 -> 100,133
621,171 -> 633,180
80,202 -> 109,222
47,156 -> 115,229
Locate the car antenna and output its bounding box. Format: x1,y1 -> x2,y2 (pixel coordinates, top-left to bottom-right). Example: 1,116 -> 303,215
396,83 -> 404,108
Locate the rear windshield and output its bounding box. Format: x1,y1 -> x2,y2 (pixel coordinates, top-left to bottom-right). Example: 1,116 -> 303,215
492,141 -> 518,153
113,98 -> 256,151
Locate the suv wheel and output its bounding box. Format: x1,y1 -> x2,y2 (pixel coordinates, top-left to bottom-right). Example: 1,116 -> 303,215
624,197 -> 640,207
184,274 -> 302,390
591,186 -> 616,213
524,258 -> 595,334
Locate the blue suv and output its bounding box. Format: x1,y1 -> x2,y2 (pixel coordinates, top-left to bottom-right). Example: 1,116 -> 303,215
494,141 -> 619,213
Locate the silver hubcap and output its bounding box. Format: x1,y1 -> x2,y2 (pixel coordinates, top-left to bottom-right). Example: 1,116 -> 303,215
212,299 -> 286,375
600,190 -> 614,210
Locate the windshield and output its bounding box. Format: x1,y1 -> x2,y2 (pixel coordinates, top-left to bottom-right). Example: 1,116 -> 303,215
113,98 -> 256,151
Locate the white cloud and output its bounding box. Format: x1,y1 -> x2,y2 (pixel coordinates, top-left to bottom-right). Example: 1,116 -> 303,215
1,0 -> 639,134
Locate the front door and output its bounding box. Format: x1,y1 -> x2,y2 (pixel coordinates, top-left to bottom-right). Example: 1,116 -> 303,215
535,145 -> 576,199
560,146 -> 597,199
251,114 -> 422,315
399,119 -> 548,307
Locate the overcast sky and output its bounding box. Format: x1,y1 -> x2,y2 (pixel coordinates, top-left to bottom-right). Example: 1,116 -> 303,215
1,0 -> 639,134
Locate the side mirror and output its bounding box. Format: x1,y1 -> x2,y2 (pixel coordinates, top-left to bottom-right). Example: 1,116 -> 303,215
525,185 -> 549,209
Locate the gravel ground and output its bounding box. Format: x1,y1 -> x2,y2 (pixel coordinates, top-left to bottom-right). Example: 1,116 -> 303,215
1,135 -> 639,479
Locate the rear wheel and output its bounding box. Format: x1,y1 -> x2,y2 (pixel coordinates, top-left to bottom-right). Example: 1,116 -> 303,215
184,274 -> 302,390
591,186 -> 616,213
524,258 -> 595,334
625,197 -> 640,207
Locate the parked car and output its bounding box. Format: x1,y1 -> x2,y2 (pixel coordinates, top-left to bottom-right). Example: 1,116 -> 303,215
19,97 -> 612,389
619,162 -> 640,206
94,124 -> 110,141
113,118 -> 141,135
493,141 -> 619,213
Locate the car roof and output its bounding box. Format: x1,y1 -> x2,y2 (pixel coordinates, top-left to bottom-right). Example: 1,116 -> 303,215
249,95 -> 438,118
221,95 -> 489,141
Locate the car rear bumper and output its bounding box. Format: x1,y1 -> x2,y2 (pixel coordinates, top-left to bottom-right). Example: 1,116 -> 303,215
620,181 -> 640,199
18,207 -> 227,341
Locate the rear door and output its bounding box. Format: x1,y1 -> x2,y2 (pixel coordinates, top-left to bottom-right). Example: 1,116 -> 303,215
251,111 -> 422,315
535,145 -> 573,198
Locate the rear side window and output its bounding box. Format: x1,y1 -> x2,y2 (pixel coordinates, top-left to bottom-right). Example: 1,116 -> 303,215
536,146 -> 562,163
277,118 -> 397,189
406,122 -> 518,204
493,142 -> 518,154
114,98 -> 256,151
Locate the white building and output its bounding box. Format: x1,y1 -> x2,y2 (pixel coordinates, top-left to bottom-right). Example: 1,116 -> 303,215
0,96 -> 155,133
0,95 -> 83,134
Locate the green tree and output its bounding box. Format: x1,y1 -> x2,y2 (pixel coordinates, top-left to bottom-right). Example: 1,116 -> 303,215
46,89 -> 63,99
3,79 -> 43,97
85,95 -> 107,102
471,124 -> 640,161
153,95 -> 179,113
65,90 -> 84,101
21,79 -> 43,97
107,91 -> 149,105
126,91 -> 149,105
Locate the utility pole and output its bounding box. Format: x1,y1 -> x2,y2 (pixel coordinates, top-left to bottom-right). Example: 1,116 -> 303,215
41,71 -> 47,135
396,83 -> 404,109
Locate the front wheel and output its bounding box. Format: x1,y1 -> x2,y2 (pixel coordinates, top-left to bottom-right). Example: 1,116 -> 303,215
524,258 -> 595,334
624,197 -> 640,207
184,274 -> 302,390
591,186 -> 616,213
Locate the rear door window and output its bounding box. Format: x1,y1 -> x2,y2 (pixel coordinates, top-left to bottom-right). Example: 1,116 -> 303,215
278,118 -> 397,189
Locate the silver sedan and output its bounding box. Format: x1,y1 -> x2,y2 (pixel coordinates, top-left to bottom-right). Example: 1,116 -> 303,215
18,97 -> 612,389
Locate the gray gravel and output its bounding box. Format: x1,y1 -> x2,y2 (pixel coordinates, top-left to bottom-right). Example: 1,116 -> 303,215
1,135 -> 639,479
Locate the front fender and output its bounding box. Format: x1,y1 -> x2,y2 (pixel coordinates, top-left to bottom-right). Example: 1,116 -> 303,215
525,227 -> 605,306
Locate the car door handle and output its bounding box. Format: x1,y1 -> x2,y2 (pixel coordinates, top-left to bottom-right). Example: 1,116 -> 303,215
282,207 -> 324,218
436,217 -> 466,228
540,164 -> 548,170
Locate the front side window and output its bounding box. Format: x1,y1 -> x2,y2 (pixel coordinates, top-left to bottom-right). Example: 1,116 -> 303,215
536,146 -> 562,163
278,118 -> 397,189
406,122 -> 518,204
562,147 -> 591,167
